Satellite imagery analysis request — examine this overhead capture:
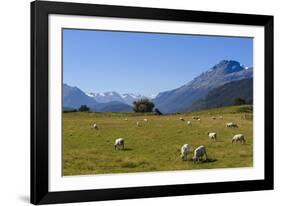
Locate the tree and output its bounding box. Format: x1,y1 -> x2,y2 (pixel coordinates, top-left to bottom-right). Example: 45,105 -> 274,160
79,105 -> 90,112
132,99 -> 155,113
234,97 -> 246,106
154,108 -> 162,115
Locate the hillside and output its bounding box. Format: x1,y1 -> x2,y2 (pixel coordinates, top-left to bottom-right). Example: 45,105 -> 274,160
190,78 -> 253,111
153,60 -> 253,113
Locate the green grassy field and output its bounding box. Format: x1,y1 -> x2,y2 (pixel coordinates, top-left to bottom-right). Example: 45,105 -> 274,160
63,105 -> 253,176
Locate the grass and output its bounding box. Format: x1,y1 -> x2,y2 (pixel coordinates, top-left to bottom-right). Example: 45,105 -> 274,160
63,105 -> 253,176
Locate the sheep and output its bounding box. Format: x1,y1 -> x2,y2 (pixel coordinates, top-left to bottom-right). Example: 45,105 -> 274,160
226,122 -> 238,128
197,118 -> 201,122
179,117 -> 185,121
124,118 -> 128,121
219,116 -> 223,119
114,138 -> 125,150
232,134 -> 246,144
92,123 -> 98,130
136,121 -> 140,127
180,144 -> 190,160
193,145 -> 208,163
187,121 -> 192,126
212,116 -> 216,120
143,118 -> 148,122
192,116 -> 200,120
208,132 -> 217,141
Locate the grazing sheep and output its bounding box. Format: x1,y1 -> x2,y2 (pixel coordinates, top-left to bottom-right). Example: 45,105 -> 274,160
114,138 -> 125,150
179,117 -> 185,121
193,145 -> 208,163
187,121 -> 192,126
208,132 -> 217,141
192,116 -> 200,120
232,134 -> 246,144
197,118 -> 201,122
92,123 -> 98,130
226,122 -> 238,128
124,118 -> 128,121
136,121 -> 140,127
180,144 -> 190,160
143,118 -> 148,122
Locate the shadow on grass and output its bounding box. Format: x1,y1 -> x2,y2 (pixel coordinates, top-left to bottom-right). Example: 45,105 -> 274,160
116,148 -> 133,151
187,158 -> 218,163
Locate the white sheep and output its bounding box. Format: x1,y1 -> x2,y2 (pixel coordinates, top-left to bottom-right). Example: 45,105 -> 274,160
180,144 -> 190,160
192,116 -> 200,120
114,138 -> 125,150
226,122 -> 238,128
232,134 -> 246,144
208,132 -> 217,141
143,118 -> 148,122
92,123 -> 98,130
179,117 -> 185,121
197,118 -> 201,122
136,121 -> 140,127
193,145 -> 208,163
124,118 -> 128,121
187,121 -> 192,126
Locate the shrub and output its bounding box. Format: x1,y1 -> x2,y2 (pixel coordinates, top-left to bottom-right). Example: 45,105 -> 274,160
234,97 -> 246,105
78,105 -> 90,112
132,99 -> 155,113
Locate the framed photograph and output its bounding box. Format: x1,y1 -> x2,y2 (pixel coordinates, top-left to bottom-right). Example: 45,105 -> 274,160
31,0 -> 274,204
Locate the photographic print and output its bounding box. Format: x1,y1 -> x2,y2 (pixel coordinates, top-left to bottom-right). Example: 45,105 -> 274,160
62,29 -> 254,176
31,1 -> 273,204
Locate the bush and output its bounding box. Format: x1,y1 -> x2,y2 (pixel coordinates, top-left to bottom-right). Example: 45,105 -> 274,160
133,99 -> 155,113
234,97 -> 246,105
63,109 -> 77,113
78,105 -> 90,112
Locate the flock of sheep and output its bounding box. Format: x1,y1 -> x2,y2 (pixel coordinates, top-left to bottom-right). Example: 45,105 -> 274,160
180,116 -> 246,162
92,114 -> 246,164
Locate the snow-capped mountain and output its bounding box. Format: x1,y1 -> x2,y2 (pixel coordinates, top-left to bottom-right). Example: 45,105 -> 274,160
88,91 -> 124,104
153,60 -> 253,113
87,92 -> 147,105
63,84 -> 132,112
63,60 -> 253,113
121,93 -> 147,105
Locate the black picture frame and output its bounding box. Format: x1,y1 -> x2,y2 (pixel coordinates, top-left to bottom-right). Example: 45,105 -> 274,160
31,0 -> 274,204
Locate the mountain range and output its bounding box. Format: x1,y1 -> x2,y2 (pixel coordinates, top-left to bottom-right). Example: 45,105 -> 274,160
63,60 -> 253,113
189,78 -> 253,111
153,60 -> 253,113
63,84 -> 145,112
87,92 -> 147,105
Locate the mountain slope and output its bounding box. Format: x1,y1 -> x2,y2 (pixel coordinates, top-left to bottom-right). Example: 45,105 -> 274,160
88,92 -> 124,104
153,60 -> 253,113
190,78 -> 253,111
88,92 -> 147,105
121,93 -> 147,105
63,84 -> 98,109
63,84 -> 132,112
97,101 -> 132,112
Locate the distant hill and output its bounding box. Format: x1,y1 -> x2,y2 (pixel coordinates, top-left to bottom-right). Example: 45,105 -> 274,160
63,84 -> 132,112
97,101 -> 132,112
63,84 -> 98,109
153,60 -> 253,113
190,78 -> 253,111
64,60 -> 253,113
87,92 -> 147,105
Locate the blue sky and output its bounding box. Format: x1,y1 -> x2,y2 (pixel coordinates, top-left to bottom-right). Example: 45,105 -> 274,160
63,29 -> 253,97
